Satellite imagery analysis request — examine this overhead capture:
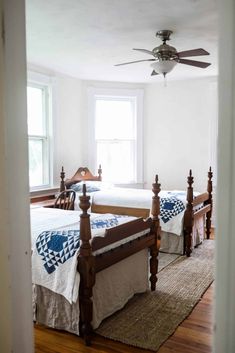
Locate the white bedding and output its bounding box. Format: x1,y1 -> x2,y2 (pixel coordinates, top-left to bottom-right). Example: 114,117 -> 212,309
31,208 -> 150,304
73,186 -> 199,236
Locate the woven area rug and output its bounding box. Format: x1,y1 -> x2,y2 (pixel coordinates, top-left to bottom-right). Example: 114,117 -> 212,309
96,240 -> 214,352
158,252 -> 180,271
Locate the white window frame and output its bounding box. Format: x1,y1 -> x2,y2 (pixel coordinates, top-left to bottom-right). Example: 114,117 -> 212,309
88,87 -> 144,184
27,71 -> 54,190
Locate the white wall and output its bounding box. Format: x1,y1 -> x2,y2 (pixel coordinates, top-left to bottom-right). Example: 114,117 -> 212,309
144,77 -> 218,192
53,74 -> 83,185
28,69 -> 218,194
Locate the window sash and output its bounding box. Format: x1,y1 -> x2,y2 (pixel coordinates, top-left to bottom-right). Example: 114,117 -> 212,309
28,136 -> 50,188
96,139 -> 136,183
27,77 -> 52,190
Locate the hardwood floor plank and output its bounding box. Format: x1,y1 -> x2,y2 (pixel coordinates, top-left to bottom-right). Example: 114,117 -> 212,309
34,283 -> 214,353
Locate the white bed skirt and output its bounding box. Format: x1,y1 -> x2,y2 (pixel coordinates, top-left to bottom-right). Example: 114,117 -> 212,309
33,249 -> 149,334
160,217 -> 205,255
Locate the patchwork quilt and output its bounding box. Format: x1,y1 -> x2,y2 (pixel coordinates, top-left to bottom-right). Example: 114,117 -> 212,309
159,191 -> 186,236
31,210 -> 135,304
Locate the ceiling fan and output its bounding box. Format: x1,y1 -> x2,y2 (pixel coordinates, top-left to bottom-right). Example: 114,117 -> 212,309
115,30 -> 211,77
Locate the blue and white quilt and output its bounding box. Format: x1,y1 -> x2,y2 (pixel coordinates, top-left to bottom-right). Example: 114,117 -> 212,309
159,190 -> 187,236
31,208 -> 135,304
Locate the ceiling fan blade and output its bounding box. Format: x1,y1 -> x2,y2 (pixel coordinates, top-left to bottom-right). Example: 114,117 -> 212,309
151,70 -> 159,76
114,59 -> 155,66
178,58 -> 211,68
133,48 -> 154,56
177,48 -> 210,58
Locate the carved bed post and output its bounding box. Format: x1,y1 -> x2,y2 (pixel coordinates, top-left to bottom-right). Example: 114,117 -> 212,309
98,164 -> 102,181
60,166 -> 65,192
206,167 -> 213,239
184,170 -> 194,257
77,184 -> 95,346
150,175 -> 161,291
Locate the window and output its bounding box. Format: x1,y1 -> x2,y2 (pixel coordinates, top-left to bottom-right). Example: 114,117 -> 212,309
27,74 -> 52,189
88,88 -> 143,184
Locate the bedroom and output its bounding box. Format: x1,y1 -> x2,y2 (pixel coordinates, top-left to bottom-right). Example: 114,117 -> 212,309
1,1 -> 235,353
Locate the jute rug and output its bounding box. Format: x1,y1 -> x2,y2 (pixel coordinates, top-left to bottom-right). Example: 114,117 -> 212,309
158,252 -> 180,271
96,240 -> 214,352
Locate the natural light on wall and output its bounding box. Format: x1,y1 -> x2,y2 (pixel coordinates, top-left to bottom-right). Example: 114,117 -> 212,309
95,97 -> 136,183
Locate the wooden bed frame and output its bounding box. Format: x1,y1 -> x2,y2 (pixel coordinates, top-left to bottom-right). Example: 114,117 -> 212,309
75,175 -> 161,345
60,166 -> 213,258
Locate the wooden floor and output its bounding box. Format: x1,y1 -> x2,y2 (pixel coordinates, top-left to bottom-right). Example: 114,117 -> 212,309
34,283 -> 213,353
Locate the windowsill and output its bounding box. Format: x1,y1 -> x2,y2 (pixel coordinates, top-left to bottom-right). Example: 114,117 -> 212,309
30,186 -> 60,198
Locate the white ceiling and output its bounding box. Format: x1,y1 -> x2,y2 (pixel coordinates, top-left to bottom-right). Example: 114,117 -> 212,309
26,0 -> 218,83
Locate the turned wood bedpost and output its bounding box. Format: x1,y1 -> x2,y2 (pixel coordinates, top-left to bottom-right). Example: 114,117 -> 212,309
77,184 -> 95,346
184,170 -> 194,257
205,167 -> 213,239
60,166 -> 65,192
150,175 -> 161,291
98,164 -> 102,181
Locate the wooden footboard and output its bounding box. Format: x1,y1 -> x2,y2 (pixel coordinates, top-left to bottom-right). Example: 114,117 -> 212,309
91,203 -> 150,219
77,176 -> 161,346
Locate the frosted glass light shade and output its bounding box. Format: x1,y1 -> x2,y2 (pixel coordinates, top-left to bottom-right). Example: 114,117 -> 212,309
151,60 -> 177,74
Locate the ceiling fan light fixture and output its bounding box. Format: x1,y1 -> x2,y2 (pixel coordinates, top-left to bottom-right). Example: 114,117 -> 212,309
151,60 -> 177,76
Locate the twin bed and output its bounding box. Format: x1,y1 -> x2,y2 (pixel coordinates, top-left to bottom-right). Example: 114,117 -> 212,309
31,177 -> 161,345
60,166 -> 213,257
32,166 -> 213,346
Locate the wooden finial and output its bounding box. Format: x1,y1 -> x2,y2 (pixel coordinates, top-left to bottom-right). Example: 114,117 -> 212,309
60,166 -> 65,192
82,183 -> 86,197
79,185 -> 90,220
187,169 -> 194,188
208,166 -> 213,182
151,174 -> 161,220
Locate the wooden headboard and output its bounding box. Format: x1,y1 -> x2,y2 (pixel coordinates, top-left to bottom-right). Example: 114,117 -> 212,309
60,165 -> 102,191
